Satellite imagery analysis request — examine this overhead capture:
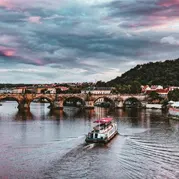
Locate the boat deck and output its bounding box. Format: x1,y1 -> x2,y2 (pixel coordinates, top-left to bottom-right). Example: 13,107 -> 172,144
85,131 -> 118,144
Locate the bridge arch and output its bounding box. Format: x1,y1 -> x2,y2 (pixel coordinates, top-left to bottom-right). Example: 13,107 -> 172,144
123,97 -> 142,108
0,96 -> 22,109
94,96 -> 115,108
63,96 -> 85,108
30,95 -> 54,108
0,96 -> 20,104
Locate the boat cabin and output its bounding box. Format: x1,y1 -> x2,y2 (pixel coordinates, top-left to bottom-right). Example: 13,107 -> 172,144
86,117 -> 118,143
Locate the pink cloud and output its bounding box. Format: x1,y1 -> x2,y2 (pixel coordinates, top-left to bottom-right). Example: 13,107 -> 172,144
33,59 -> 45,65
0,0 -> 11,8
28,16 -> 41,24
158,0 -> 179,7
131,2 -> 179,31
0,46 -> 16,57
0,45 -> 46,65
4,50 -> 15,56
146,15 -> 168,25
22,53 -> 46,65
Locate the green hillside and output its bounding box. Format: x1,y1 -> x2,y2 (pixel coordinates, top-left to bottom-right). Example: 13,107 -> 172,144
107,59 -> 179,86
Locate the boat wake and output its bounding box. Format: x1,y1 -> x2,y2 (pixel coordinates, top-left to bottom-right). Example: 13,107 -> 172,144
39,128 -> 179,179
119,128 -> 150,137
83,143 -> 95,150
116,132 -> 179,179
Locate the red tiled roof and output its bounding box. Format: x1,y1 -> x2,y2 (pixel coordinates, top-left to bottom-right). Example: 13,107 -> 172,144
56,86 -> 69,91
156,88 -> 169,93
145,88 -> 169,94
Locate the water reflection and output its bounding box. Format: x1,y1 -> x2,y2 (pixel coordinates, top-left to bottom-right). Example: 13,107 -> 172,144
0,102 -> 179,179
169,119 -> 179,132
48,109 -> 65,120
13,110 -> 34,121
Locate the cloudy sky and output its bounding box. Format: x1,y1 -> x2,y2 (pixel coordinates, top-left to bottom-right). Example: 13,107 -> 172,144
0,0 -> 179,83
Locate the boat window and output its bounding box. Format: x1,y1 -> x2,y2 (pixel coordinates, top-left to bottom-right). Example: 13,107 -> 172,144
95,133 -> 98,138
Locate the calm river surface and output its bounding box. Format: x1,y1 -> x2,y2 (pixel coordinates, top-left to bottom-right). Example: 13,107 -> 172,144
0,101 -> 179,179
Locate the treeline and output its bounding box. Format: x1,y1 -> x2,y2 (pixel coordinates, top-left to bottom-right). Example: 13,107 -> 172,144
95,58 -> 179,93
106,58 -> 179,87
0,84 -> 33,89
96,81 -> 141,94
168,89 -> 179,101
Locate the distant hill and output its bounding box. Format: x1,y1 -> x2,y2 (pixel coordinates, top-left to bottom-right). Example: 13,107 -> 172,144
107,59 -> 179,86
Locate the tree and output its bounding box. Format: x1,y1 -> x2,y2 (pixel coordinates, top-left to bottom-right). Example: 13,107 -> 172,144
111,88 -> 118,94
56,88 -> 62,94
107,58 -> 179,86
148,91 -> 159,99
161,99 -> 169,109
148,91 -> 162,103
68,87 -> 81,94
168,89 -> 179,101
130,81 -> 141,94
96,81 -> 106,87
41,88 -> 47,94
25,89 -> 32,94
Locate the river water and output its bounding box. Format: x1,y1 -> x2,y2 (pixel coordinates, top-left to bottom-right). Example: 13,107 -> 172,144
0,101 -> 179,179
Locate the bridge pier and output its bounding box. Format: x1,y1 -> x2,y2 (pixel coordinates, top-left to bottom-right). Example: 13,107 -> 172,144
115,101 -> 124,108
51,100 -> 64,110
18,100 -> 30,111
85,101 -> 94,109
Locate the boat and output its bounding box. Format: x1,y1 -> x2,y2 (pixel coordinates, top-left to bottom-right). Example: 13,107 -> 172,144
85,117 -> 118,143
168,102 -> 179,119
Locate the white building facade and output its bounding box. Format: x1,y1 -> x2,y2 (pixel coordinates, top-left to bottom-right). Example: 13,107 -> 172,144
81,87 -> 112,95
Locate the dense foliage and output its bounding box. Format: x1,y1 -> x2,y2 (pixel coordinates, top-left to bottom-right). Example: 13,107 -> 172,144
110,81 -> 141,94
107,59 -> 179,86
148,91 -> 163,103
168,89 -> 179,101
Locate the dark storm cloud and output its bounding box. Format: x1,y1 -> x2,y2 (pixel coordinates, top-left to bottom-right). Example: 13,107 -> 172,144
0,0 -> 179,83
30,29 -> 150,57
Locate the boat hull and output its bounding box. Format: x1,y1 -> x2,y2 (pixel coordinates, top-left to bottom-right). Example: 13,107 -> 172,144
85,131 -> 118,144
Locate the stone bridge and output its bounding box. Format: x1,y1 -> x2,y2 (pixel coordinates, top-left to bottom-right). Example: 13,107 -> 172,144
0,93 -> 147,111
